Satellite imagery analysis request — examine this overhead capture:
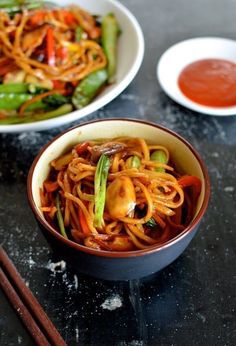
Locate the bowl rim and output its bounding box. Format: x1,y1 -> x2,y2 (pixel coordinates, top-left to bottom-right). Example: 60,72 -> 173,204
0,0 -> 145,133
27,118 -> 211,258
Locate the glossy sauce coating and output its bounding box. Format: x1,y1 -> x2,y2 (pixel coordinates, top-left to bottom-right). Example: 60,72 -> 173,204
178,59 -> 236,107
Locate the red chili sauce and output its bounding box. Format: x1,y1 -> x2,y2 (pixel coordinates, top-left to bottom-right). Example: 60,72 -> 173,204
178,58 -> 236,107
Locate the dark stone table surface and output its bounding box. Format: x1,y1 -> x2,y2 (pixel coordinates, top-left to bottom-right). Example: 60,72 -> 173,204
0,0 -> 236,345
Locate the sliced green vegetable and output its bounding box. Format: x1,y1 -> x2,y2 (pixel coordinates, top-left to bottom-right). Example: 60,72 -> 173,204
28,84 -> 49,94
146,217 -> 157,228
126,155 -> 141,169
0,104 -> 73,125
101,13 -> 119,83
150,150 -> 168,173
94,154 -> 110,228
56,193 -> 68,239
75,27 -> 83,42
72,69 -> 108,109
0,93 -> 45,111
0,83 -> 29,94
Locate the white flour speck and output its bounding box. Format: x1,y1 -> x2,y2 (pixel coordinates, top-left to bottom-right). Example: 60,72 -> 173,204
46,260 -> 66,273
74,274 -> 78,289
17,336 -> 23,344
75,327 -> 79,342
224,186 -> 234,192
211,152 -> 219,158
28,256 -> 35,269
101,295 -> 122,311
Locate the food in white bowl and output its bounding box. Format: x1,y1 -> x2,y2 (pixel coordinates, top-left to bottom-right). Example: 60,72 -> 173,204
27,119 -> 210,280
0,0 -> 144,133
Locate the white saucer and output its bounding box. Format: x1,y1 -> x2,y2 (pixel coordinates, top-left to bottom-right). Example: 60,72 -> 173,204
157,37 -> 236,116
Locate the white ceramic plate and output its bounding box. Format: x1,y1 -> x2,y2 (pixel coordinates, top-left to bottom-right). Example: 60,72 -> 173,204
157,37 -> 236,116
0,0 -> 144,133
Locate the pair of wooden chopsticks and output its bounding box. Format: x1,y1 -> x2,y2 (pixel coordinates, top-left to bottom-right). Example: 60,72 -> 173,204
0,246 -> 67,346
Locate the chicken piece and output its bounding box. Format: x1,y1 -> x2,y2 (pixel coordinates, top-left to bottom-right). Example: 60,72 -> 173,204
22,24 -> 49,56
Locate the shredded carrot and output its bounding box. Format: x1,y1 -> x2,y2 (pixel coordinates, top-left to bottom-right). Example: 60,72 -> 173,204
19,89 -> 65,116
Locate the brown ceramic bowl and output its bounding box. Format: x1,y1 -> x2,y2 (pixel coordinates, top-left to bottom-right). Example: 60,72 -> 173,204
27,119 -> 210,280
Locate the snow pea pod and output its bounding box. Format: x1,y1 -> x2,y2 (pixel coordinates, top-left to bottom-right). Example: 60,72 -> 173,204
0,2 -> 43,14
0,84 -> 29,94
72,69 -> 108,109
101,13 -> 119,83
0,93 -> 45,111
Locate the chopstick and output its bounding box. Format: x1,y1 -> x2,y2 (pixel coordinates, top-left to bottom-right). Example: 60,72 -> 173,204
0,246 -> 67,346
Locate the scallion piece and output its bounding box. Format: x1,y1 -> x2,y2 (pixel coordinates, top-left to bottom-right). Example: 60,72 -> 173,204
56,193 -> 68,239
94,154 -> 110,228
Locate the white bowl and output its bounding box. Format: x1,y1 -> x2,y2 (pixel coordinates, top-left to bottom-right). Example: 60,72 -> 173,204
0,0 -> 144,133
157,37 -> 236,116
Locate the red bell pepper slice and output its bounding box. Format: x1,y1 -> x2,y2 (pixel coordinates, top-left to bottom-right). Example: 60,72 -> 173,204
178,175 -> 202,201
46,27 -> 55,67
75,142 -> 89,155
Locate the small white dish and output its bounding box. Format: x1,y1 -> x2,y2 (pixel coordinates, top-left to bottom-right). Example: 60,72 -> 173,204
157,37 -> 236,116
0,0 -> 144,133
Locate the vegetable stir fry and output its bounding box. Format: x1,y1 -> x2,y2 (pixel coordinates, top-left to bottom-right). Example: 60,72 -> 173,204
0,1 -> 120,124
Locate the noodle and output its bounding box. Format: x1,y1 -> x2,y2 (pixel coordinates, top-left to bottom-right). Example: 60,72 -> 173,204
41,137 -> 202,251
0,8 -> 106,81
0,4 -> 115,122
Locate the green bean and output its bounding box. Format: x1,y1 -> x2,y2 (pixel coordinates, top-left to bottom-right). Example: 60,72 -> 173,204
72,69 -> 108,109
150,150 -> 168,173
94,154 -> 110,228
101,13 -> 119,83
56,193 -> 68,239
0,104 -> 73,125
0,83 -> 29,94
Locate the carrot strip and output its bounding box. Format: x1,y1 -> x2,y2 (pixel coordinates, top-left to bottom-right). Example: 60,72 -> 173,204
46,27 -> 55,67
78,208 -> 90,235
19,89 -> 64,116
